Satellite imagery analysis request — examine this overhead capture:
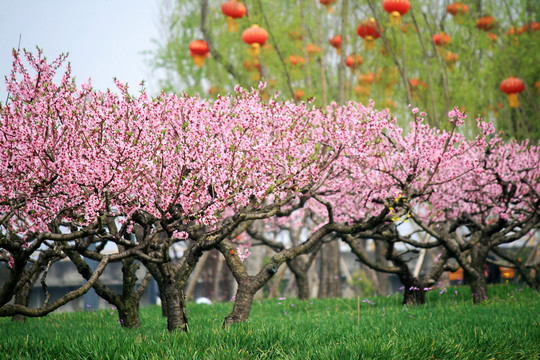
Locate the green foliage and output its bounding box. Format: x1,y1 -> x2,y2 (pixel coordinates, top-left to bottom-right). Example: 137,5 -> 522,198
1,286 -> 538,359
151,0 -> 540,140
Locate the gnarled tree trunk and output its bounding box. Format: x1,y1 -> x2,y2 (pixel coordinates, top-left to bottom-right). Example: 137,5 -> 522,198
11,281 -> 34,322
467,270 -> 488,304
318,240 -> 341,298
223,281 -> 257,325
161,283 -> 188,332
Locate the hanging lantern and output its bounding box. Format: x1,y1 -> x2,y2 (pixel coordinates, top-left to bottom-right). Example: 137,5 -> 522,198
358,72 -> 374,85
242,25 -> 268,57
289,55 -> 306,67
307,43 -> 321,57
500,77 -> 525,108
221,1 -> 247,33
288,28 -> 303,42
357,18 -> 382,50
521,21 -> 540,33
294,89 -> 305,101
382,0 -> 410,26
506,26 -> 523,36
345,54 -> 363,70
477,16 -> 497,31
319,0 -> 337,13
447,2 -> 468,19
409,78 -> 427,88
329,35 -> 342,55
354,85 -> 371,99
189,40 -> 209,67
401,22 -> 416,34
409,78 -> 427,101
433,32 -> 450,46
445,52 -> 458,71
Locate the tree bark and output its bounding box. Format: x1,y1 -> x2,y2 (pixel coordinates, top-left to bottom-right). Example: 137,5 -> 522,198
161,283 -> 188,332
318,240 -> 341,298
375,241 -> 389,296
223,281 -> 257,326
295,270 -> 310,300
118,300 -> 141,328
467,270 -> 488,304
401,281 -> 426,306
11,284 -> 32,322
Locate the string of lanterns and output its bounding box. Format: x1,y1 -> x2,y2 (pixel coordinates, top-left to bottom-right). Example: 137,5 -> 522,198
186,1 -> 535,109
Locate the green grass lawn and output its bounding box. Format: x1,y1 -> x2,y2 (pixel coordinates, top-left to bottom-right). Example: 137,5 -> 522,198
1,285 -> 538,359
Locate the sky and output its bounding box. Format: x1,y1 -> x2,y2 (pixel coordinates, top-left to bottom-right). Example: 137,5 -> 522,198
0,0 -> 164,102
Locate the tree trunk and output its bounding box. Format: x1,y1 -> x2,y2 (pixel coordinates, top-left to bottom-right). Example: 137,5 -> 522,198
375,241 -> 389,296
287,257 -> 311,300
117,300 -> 141,328
11,288 -> 29,322
468,271 -> 488,304
160,291 -> 168,317
318,240 -> 341,298
161,284 -> 188,332
11,264 -> 40,322
402,284 -> 426,306
295,271 -> 310,300
223,282 -> 256,326
467,243 -> 490,304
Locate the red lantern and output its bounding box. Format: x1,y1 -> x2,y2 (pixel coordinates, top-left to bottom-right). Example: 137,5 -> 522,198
445,52 -> 458,71
319,0 -> 337,13
409,78 -> 427,89
242,25 -> 268,57
477,16 -> 497,31
221,1 -> 247,33
189,40 -> 209,67
433,32 -> 450,46
447,2 -> 468,16
329,35 -> 342,55
500,77 -> 525,108
382,0 -> 410,26
289,55 -> 305,67
521,21 -> 540,33
357,19 -> 382,50
294,89 -> 305,101
354,85 -> 371,98
307,43 -> 321,57
358,72 -> 374,85
345,54 -> 363,70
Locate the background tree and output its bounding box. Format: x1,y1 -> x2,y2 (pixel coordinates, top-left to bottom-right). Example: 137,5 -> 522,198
152,0 -> 540,139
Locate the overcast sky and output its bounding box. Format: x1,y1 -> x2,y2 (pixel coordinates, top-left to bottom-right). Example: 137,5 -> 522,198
0,0 -> 164,102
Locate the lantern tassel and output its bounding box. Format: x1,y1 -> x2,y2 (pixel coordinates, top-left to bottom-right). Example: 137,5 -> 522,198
364,36 -> 375,51
192,54 -> 205,67
390,12 -> 401,26
325,4 -> 334,13
507,93 -> 519,108
248,43 -> 261,57
226,17 -> 238,33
